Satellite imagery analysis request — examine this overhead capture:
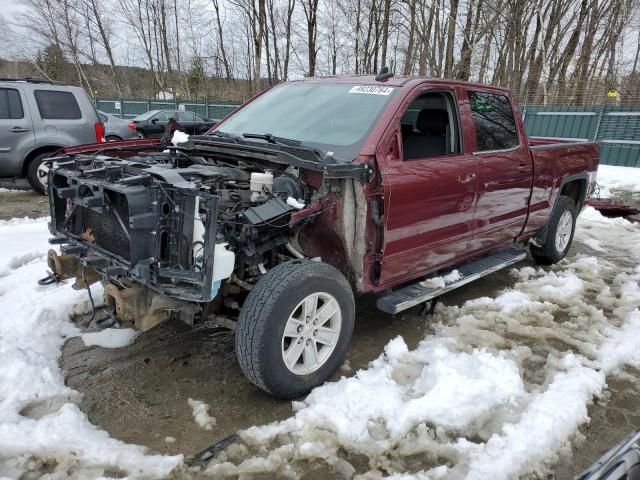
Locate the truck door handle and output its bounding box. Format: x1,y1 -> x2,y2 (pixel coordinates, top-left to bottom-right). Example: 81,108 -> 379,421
10,127 -> 30,133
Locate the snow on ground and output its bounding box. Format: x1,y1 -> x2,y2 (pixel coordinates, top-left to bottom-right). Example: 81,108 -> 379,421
188,398 -> 217,430
206,205 -> 640,478
596,164 -> 640,198
0,218 -> 181,478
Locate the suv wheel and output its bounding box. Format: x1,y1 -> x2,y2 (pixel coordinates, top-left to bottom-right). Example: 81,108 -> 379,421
27,152 -> 54,195
235,260 -> 354,399
531,195 -> 577,265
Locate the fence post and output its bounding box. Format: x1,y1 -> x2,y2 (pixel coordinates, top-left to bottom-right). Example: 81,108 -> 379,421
592,93 -> 607,142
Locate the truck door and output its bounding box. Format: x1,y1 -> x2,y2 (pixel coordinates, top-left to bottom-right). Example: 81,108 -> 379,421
0,86 -> 34,176
465,90 -> 532,252
377,87 -> 479,287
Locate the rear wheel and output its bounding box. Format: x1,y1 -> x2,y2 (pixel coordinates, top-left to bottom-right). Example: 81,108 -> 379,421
27,152 -> 54,195
531,195 -> 577,265
105,135 -> 122,142
235,260 -> 354,399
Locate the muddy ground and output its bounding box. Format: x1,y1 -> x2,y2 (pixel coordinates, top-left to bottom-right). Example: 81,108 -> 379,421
0,182 -> 49,221
2,186 -> 639,479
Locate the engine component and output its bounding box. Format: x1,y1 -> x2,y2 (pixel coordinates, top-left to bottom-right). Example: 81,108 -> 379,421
250,171 -> 274,193
273,175 -> 302,199
243,198 -> 294,226
104,282 -> 200,331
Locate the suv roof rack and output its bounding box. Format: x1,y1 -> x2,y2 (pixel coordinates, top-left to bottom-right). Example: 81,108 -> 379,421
0,77 -> 55,84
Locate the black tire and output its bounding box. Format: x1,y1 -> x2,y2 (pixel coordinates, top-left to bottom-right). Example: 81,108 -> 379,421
531,195 -> 577,265
105,135 -> 122,142
26,152 -> 53,195
235,260 -> 355,399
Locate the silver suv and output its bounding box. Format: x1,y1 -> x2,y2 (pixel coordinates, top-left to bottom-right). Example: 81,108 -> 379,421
0,78 -> 104,193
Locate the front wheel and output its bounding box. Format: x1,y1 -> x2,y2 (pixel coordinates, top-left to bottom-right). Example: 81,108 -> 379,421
235,260 -> 355,399
531,195 -> 577,265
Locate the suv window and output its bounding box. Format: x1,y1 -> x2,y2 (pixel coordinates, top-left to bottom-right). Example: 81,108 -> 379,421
468,91 -> 518,151
0,88 -> 24,119
34,90 -> 82,120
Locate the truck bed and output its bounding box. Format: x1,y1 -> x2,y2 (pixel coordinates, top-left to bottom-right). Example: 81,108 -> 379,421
521,138 -> 599,238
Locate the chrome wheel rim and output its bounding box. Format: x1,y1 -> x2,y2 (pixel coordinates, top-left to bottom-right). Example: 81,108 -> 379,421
555,210 -> 573,252
281,292 -> 342,375
36,162 -> 52,189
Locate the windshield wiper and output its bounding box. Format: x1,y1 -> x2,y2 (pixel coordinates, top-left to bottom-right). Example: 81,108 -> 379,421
242,132 -> 302,147
209,130 -> 243,143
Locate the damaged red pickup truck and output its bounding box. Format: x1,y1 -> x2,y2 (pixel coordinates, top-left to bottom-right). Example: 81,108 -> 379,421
45,75 -> 599,398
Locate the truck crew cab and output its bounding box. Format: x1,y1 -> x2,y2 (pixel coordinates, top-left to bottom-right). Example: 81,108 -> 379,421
45,75 -> 599,398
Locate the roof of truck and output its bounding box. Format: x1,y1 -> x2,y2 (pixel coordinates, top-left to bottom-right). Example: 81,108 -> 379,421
297,74 -> 512,93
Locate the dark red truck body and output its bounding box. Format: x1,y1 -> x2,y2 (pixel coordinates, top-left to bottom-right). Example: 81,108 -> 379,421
60,76 -> 599,295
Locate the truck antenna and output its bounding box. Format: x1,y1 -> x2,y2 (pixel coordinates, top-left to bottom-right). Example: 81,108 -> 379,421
375,66 -> 394,82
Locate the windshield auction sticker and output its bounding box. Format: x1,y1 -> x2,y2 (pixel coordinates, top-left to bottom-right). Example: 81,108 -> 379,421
349,85 -> 394,95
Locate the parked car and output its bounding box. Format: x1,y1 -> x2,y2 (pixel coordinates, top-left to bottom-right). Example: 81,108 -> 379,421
97,110 -> 139,141
46,75 -> 599,399
130,109 -> 216,138
0,78 -> 104,193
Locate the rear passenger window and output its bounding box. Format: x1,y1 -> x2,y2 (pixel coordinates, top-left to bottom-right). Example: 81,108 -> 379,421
0,88 -> 24,119
468,91 -> 518,151
34,90 -> 82,120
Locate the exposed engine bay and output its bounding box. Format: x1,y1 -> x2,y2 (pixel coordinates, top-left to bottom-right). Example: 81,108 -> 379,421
46,136 -> 372,330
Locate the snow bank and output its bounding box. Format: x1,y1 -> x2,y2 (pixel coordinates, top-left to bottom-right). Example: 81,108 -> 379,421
596,164 -> 640,198
0,218 -> 181,478
207,206 -> 640,478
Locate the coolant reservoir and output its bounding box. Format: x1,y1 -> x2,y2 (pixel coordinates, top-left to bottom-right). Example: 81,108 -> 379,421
210,243 -> 235,300
212,243 -> 235,281
250,171 -> 274,193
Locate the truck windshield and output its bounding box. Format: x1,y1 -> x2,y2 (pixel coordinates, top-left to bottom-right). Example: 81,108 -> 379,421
213,83 -> 397,161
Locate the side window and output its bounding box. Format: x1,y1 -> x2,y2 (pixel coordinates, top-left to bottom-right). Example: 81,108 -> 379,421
401,92 -> 460,161
0,88 -> 24,119
177,111 -> 195,122
468,91 -> 518,151
154,111 -> 172,122
34,90 -> 82,120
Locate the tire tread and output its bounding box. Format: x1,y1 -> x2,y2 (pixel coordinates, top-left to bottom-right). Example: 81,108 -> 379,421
235,260 -> 352,397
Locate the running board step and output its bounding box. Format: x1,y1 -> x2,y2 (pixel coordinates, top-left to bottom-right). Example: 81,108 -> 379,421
376,248 -> 527,315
